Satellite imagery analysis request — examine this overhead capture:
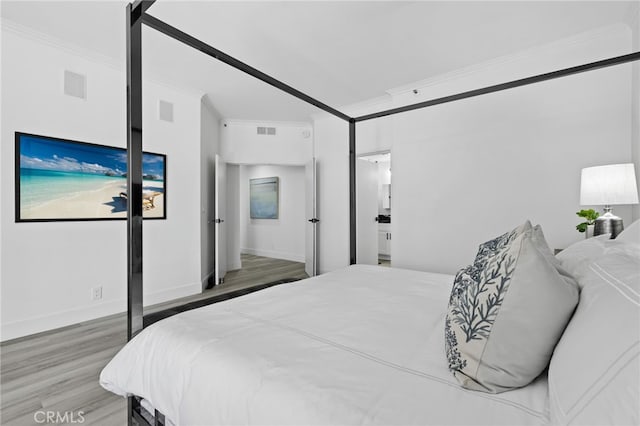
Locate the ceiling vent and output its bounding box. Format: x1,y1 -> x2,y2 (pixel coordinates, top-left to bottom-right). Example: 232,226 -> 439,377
257,126 -> 276,135
64,70 -> 86,99
159,100 -> 174,122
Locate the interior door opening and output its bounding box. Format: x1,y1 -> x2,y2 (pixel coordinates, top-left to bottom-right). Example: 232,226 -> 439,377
357,151 -> 391,267
207,161 -> 317,298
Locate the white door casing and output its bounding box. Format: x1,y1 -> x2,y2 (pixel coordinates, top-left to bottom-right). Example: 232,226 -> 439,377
305,158 -> 318,276
356,158 -> 379,265
214,154 -> 227,284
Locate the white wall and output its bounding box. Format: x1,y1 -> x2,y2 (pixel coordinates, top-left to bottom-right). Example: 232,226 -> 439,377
313,24 -> 636,275
221,120 -> 312,165
226,164 -> 242,271
312,98 -> 393,273
1,25 -> 203,340
391,24 -> 633,274
200,98 -> 221,288
312,116 -> 350,272
239,165 -> 306,262
631,5 -> 640,221
221,119 -> 312,268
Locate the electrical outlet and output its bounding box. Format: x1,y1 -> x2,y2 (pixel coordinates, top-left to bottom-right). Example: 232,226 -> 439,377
91,286 -> 102,301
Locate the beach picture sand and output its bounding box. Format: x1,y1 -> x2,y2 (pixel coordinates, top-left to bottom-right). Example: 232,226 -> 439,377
16,133 -> 166,221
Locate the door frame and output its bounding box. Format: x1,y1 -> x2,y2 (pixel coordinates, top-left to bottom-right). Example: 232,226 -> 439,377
356,150 -> 392,266
215,161 -> 317,281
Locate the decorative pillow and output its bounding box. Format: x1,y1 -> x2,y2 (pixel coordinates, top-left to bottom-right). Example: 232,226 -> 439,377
548,241 -> 640,425
445,221 -> 579,393
531,225 -> 576,280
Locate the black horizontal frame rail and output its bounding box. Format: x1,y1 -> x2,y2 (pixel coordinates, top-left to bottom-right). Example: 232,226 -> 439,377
131,2 -> 640,367
355,50 -> 640,122
141,12 -> 352,123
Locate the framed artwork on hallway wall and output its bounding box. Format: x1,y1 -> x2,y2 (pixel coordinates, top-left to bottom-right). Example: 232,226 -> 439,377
249,176 -> 279,219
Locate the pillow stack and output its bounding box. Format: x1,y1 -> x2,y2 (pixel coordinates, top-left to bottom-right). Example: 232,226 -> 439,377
548,220 -> 640,425
549,239 -> 640,425
445,220 -> 579,393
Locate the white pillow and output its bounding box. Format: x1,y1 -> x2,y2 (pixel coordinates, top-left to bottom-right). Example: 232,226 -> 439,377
556,234 -> 612,280
548,243 -> 640,425
616,219 -> 640,244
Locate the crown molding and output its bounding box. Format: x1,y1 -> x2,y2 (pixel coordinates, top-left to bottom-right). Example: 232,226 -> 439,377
310,94 -> 392,121
1,17 -> 205,99
143,75 -> 204,99
1,18 -> 122,71
387,23 -> 631,97
342,94 -> 393,117
222,119 -> 312,128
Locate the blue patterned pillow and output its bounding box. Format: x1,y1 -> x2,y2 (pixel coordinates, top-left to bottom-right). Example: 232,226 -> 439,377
445,221 -> 579,393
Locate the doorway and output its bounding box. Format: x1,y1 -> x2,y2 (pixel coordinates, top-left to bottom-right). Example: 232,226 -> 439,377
357,151 -> 391,266
209,159 -> 317,295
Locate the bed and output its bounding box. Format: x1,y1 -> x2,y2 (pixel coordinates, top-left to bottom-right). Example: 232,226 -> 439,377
100,221 -> 640,426
114,4 -> 640,423
101,265 -> 549,425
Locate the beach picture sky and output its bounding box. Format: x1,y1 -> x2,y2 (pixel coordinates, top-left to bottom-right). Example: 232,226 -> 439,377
18,133 -> 166,220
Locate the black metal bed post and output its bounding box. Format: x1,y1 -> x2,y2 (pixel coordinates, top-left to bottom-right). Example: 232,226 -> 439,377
126,0 -> 144,344
126,2 -> 145,424
349,120 -> 356,265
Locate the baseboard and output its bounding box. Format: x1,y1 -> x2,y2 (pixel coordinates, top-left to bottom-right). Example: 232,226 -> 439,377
142,282 -> 202,307
1,299 -> 125,342
201,270 -> 215,289
226,261 -> 242,272
241,248 -> 305,263
1,282 -> 201,342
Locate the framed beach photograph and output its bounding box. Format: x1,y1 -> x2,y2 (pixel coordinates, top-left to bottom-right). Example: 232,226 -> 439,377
16,132 -> 166,222
249,176 -> 279,219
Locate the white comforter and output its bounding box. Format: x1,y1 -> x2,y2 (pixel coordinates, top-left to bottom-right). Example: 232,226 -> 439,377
100,265 -> 549,425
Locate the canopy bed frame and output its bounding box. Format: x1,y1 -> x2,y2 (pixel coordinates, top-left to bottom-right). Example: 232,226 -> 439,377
125,1 -> 640,424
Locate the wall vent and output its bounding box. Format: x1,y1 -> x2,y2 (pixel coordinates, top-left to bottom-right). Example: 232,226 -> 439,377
159,100 -> 174,122
257,126 -> 276,135
64,70 -> 86,99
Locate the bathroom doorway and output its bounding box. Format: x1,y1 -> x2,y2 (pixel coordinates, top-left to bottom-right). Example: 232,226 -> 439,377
356,151 -> 391,266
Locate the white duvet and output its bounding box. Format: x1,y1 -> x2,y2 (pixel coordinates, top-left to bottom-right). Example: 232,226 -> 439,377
100,265 -> 549,425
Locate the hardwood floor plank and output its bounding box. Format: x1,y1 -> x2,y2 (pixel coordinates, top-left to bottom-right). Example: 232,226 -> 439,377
1,254 -> 308,425
81,397 -> 127,426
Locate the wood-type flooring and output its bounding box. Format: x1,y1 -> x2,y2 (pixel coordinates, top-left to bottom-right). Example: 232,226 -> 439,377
1,254 -> 307,425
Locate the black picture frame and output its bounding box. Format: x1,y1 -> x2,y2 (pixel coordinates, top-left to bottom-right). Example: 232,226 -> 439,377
15,131 -> 167,222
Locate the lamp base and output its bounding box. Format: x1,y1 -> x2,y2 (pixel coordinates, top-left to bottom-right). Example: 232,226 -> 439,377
593,211 -> 624,239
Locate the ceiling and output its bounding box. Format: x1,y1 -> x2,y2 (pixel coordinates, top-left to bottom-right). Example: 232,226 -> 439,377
359,152 -> 391,163
1,1 -> 637,122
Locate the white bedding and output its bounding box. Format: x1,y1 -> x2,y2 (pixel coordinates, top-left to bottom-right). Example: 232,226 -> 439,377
100,265 -> 550,425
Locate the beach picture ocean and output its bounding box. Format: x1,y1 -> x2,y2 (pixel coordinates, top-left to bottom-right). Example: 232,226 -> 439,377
16,133 -> 166,221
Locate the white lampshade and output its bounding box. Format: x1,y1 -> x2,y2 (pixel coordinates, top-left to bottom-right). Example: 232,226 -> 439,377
580,163 -> 639,206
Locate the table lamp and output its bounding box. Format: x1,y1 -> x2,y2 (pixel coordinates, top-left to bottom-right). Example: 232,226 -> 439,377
580,163 -> 639,238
